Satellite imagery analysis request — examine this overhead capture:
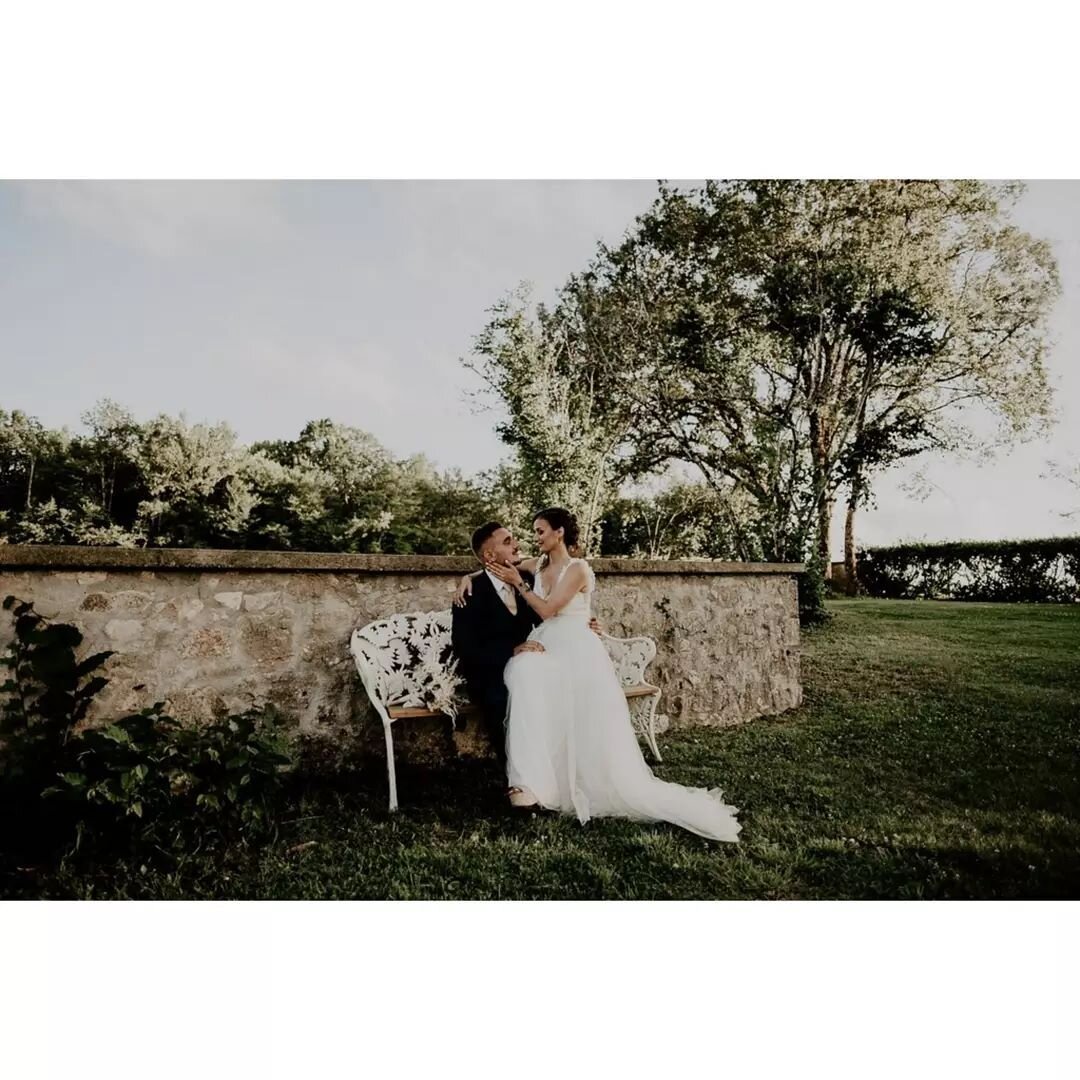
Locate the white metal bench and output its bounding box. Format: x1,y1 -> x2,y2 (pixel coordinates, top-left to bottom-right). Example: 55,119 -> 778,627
350,608 -> 665,811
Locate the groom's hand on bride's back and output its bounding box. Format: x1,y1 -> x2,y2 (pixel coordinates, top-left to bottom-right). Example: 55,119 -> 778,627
513,642 -> 545,656
589,618 -> 604,636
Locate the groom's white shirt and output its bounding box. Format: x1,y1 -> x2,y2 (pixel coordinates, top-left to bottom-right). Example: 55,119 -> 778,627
486,569 -> 517,613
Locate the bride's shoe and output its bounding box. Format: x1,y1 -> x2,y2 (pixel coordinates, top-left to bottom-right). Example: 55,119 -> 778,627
507,786 -> 540,811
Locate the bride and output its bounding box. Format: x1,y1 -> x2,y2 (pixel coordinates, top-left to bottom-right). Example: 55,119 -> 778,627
457,507 -> 741,843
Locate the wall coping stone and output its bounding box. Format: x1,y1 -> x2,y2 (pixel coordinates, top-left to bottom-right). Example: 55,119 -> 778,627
0,544 -> 804,576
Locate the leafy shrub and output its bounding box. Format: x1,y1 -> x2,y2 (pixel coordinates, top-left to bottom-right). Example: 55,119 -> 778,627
798,550 -> 832,627
46,706 -> 293,857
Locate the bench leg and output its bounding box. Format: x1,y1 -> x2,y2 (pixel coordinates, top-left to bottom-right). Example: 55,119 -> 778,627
384,720 -> 399,812
645,695 -> 663,763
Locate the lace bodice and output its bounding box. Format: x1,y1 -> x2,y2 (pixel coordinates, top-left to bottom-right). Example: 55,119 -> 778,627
534,557 -> 594,619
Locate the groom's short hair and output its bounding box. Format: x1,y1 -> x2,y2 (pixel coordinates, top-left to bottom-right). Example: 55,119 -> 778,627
471,521 -> 504,557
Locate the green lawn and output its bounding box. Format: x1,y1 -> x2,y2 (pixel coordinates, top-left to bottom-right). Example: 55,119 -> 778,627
12,600 -> 1080,899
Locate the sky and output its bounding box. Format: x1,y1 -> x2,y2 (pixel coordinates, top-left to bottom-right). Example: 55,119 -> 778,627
0,179 -> 1077,557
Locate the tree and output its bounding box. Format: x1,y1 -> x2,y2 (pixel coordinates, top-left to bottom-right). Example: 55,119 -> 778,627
814,181 -> 1057,589
598,180 -> 1059,583
467,279 -> 646,555
248,419 -> 397,551
382,458 -> 499,554
76,399 -> 141,522
576,192 -> 815,563
599,482 -> 748,559
0,409 -> 69,515
131,413 -> 255,546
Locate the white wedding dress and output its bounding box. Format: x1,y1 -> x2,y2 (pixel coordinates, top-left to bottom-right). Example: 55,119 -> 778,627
503,558 -> 741,843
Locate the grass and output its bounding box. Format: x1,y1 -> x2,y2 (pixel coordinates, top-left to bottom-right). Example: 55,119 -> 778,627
6,599 -> 1080,899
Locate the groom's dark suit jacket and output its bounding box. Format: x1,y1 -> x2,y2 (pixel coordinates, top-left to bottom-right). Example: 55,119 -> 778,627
451,568 -> 541,759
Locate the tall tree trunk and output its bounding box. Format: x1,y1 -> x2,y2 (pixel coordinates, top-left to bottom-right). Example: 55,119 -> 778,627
842,502 -> 857,595
25,456 -> 35,510
843,477 -> 861,596
581,454 -> 608,557
817,492 -> 833,578
809,412 -> 832,579
844,356 -> 875,596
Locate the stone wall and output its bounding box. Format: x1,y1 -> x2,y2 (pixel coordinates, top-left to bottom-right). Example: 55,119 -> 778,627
0,546 -> 804,757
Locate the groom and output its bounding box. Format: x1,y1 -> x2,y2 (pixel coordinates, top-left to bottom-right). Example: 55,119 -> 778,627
450,522 -> 543,763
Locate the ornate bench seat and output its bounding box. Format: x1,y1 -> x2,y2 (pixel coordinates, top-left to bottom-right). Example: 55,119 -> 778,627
350,609 -> 665,811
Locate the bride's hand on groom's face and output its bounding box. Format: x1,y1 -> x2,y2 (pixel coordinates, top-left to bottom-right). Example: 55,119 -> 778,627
487,561 -> 523,587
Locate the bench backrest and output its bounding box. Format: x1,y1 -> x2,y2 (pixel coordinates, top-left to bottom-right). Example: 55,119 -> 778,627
602,633 -> 659,688
350,609 -> 659,721
351,609 -> 463,720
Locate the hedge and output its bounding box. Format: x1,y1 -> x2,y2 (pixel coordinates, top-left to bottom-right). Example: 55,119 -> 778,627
856,537 -> 1080,603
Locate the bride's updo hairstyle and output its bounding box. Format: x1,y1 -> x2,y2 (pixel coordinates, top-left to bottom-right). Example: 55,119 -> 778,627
534,507 -> 581,570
